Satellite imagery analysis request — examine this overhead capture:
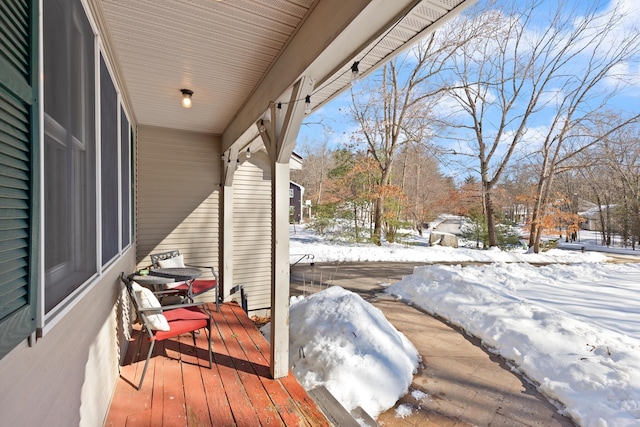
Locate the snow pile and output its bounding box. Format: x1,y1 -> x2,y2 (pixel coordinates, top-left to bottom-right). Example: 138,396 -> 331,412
284,286 -> 419,418
387,263 -> 640,426
394,403 -> 413,418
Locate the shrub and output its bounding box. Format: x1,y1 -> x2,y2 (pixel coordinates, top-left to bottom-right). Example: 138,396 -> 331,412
309,203 -> 338,235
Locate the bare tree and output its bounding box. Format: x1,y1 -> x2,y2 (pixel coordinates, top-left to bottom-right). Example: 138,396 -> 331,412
439,0 -> 640,250
348,32 -> 472,244
529,111 -> 640,251
560,119 -> 640,249
291,133 -> 333,206
497,163 -> 538,224
401,145 -> 455,234
578,158 -> 620,246
599,124 -> 640,248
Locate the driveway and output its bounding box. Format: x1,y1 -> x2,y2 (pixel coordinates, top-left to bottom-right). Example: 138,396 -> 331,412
290,262 -> 575,427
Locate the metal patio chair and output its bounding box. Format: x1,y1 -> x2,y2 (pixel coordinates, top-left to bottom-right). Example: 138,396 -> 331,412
121,273 -> 212,390
149,249 -> 220,312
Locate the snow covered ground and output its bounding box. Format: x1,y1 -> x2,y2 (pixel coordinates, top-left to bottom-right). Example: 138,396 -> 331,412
285,223 -> 640,426
290,219 -> 614,264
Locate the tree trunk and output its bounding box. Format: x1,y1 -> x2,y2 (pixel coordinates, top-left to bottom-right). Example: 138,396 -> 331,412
594,194 -> 606,246
529,164 -> 557,253
529,207 -> 541,252
373,197 -> 383,245
484,189 -> 499,247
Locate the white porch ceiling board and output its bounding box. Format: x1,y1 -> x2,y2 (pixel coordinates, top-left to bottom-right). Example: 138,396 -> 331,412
106,19 -> 281,67
101,0 -> 313,134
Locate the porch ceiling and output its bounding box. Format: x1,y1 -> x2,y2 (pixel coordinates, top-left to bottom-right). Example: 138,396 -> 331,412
99,0 -> 473,143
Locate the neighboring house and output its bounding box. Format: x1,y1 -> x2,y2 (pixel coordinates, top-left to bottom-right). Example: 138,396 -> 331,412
289,152 -> 304,223
579,204 -> 614,232
0,1 -> 473,425
290,181 -> 305,223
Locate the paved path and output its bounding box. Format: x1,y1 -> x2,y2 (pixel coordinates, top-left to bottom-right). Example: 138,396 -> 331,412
290,262 -> 576,426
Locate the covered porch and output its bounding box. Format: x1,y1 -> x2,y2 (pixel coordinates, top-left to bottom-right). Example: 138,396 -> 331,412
105,0 -> 475,380
105,302 -> 329,426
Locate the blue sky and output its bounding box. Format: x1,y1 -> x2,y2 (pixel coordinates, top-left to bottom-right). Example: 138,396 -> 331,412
296,0 -> 640,181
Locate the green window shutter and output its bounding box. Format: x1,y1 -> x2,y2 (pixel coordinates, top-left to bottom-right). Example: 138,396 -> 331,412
0,0 -> 40,360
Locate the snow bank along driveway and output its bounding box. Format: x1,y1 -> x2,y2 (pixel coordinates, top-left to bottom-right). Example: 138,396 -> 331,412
388,262 -> 640,427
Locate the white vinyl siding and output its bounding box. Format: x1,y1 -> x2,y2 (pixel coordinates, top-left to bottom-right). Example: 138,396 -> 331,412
0,257 -> 135,427
233,152 -> 272,312
136,126 -> 220,283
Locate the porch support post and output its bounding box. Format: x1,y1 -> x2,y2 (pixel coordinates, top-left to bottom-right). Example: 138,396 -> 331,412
260,76 -> 313,378
221,184 -> 234,298
221,148 -> 238,299
270,161 -> 290,378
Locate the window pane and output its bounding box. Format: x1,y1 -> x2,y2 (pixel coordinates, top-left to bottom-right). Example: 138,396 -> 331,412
43,0 -> 96,313
101,56 -> 118,264
120,108 -> 130,248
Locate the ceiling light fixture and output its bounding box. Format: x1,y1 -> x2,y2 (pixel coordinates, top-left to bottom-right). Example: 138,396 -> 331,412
246,147 -> 251,159
259,119 -> 266,133
275,102 -> 282,118
351,61 -> 360,80
304,95 -> 311,114
180,89 -> 193,109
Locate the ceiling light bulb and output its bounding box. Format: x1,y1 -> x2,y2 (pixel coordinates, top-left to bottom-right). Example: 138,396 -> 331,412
180,89 -> 193,109
275,102 -> 282,118
351,61 -> 360,81
304,95 -> 311,114
259,119 -> 266,133
246,147 -> 251,159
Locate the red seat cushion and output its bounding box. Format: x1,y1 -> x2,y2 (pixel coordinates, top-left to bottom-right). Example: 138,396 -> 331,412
173,279 -> 217,296
152,306 -> 209,341
191,279 -> 217,295
164,306 -> 210,321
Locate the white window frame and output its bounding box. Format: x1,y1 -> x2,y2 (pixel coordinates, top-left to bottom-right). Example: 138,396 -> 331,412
38,0 -> 134,333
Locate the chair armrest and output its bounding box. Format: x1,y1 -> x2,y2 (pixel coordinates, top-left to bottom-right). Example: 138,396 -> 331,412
185,264 -> 213,272
185,264 -> 218,280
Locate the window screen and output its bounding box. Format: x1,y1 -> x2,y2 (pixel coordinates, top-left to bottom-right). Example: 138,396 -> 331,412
43,0 -> 96,312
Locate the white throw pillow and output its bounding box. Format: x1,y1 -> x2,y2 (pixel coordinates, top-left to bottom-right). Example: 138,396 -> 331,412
166,281 -> 187,289
158,254 -> 185,268
132,282 -> 170,331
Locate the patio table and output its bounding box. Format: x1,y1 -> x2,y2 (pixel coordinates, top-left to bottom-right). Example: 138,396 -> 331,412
127,273 -> 179,302
128,273 -> 175,287
150,267 -> 203,302
149,267 -> 202,281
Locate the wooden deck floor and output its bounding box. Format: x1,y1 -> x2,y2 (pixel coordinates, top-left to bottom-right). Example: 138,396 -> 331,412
105,302 -> 330,427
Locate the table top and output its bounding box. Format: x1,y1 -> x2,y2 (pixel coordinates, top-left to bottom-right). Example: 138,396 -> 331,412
150,267 -> 202,281
129,274 -> 175,286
